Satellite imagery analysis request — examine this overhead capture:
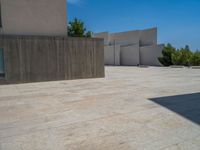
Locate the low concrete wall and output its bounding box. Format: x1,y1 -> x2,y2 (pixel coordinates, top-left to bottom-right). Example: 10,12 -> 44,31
0,35 -> 104,84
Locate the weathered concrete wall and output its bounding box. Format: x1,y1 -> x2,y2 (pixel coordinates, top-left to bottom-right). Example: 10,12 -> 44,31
140,44 -> 164,66
0,35 -> 104,84
120,44 -> 140,66
1,0 -> 67,36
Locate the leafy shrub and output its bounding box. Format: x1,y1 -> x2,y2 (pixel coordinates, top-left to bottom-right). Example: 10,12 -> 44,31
159,44 -> 200,66
189,51 -> 200,66
158,44 -> 176,66
172,48 -> 192,66
68,18 -> 92,37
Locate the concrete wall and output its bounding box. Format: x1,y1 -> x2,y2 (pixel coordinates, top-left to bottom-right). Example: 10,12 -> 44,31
139,28 -> 157,46
108,28 -> 156,46
120,44 -> 140,66
104,45 -> 120,65
104,46 -> 115,65
94,28 -> 164,66
140,44 -> 164,66
0,35 -> 104,84
109,30 -> 140,46
93,32 -> 110,45
0,0 -> 67,36
114,45 -> 121,66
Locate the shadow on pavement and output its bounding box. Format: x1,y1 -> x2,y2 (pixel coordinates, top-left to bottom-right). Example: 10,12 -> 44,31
149,93 -> 200,125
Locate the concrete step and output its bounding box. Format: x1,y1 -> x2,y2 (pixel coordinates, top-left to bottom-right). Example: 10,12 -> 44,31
170,65 -> 185,68
191,66 -> 200,69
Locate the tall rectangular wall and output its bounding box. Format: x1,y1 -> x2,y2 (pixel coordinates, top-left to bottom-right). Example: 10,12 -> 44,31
0,0 -> 67,35
140,44 -> 164,66
104,45 -> 120,65
0,35 -> 104,84
139,28 -> 157,46
120,44 -> 140,66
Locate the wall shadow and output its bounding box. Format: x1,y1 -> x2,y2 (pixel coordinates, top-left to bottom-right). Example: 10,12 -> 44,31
149,93 -> 200,125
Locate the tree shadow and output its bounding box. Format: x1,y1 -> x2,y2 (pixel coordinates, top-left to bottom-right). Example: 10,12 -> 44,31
149,93 -> 200,125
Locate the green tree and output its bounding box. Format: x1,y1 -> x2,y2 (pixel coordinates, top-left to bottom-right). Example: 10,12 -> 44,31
172,47 -> 193,66
189,51 -> 200,66
158,43 -> 176,66
68,18 -> 92,37
85,31 -> 93,38
185,45 -> 190,51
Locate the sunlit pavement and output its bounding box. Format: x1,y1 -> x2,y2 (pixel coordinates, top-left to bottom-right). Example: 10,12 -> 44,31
0,66 -> 200,150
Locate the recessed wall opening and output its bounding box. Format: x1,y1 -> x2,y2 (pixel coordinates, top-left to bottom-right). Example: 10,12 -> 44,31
0,48 -> 5,78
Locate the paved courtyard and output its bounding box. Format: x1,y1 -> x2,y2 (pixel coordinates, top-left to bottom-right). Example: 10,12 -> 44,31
0,67 -> 200,150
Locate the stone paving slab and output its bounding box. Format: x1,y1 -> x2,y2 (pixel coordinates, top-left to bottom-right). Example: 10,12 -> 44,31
0,67 -> 200,150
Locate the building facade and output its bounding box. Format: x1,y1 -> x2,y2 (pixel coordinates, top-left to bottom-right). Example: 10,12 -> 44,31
0,0 -> 104,84
0,0 -> 67,35
94,28 -> 164,66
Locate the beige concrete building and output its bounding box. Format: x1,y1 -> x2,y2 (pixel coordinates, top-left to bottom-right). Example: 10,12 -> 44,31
94,28 -> 164,66
0,0 -> 67,35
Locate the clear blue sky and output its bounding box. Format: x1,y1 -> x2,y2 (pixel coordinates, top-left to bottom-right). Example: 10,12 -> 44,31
68,0 -> 200,51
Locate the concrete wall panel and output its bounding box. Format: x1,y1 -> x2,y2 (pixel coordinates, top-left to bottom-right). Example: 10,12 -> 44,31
114,45 -> 121,66
120,44 -> 140,66
139,28 -> 157,46
0,35 -> 104,84
104,46 -> 115,65
140,44 -> 164,66
110,30 -> 140,46
93,32 -> 110,45
1,0 -> 67,36
104,45 -> 120,65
